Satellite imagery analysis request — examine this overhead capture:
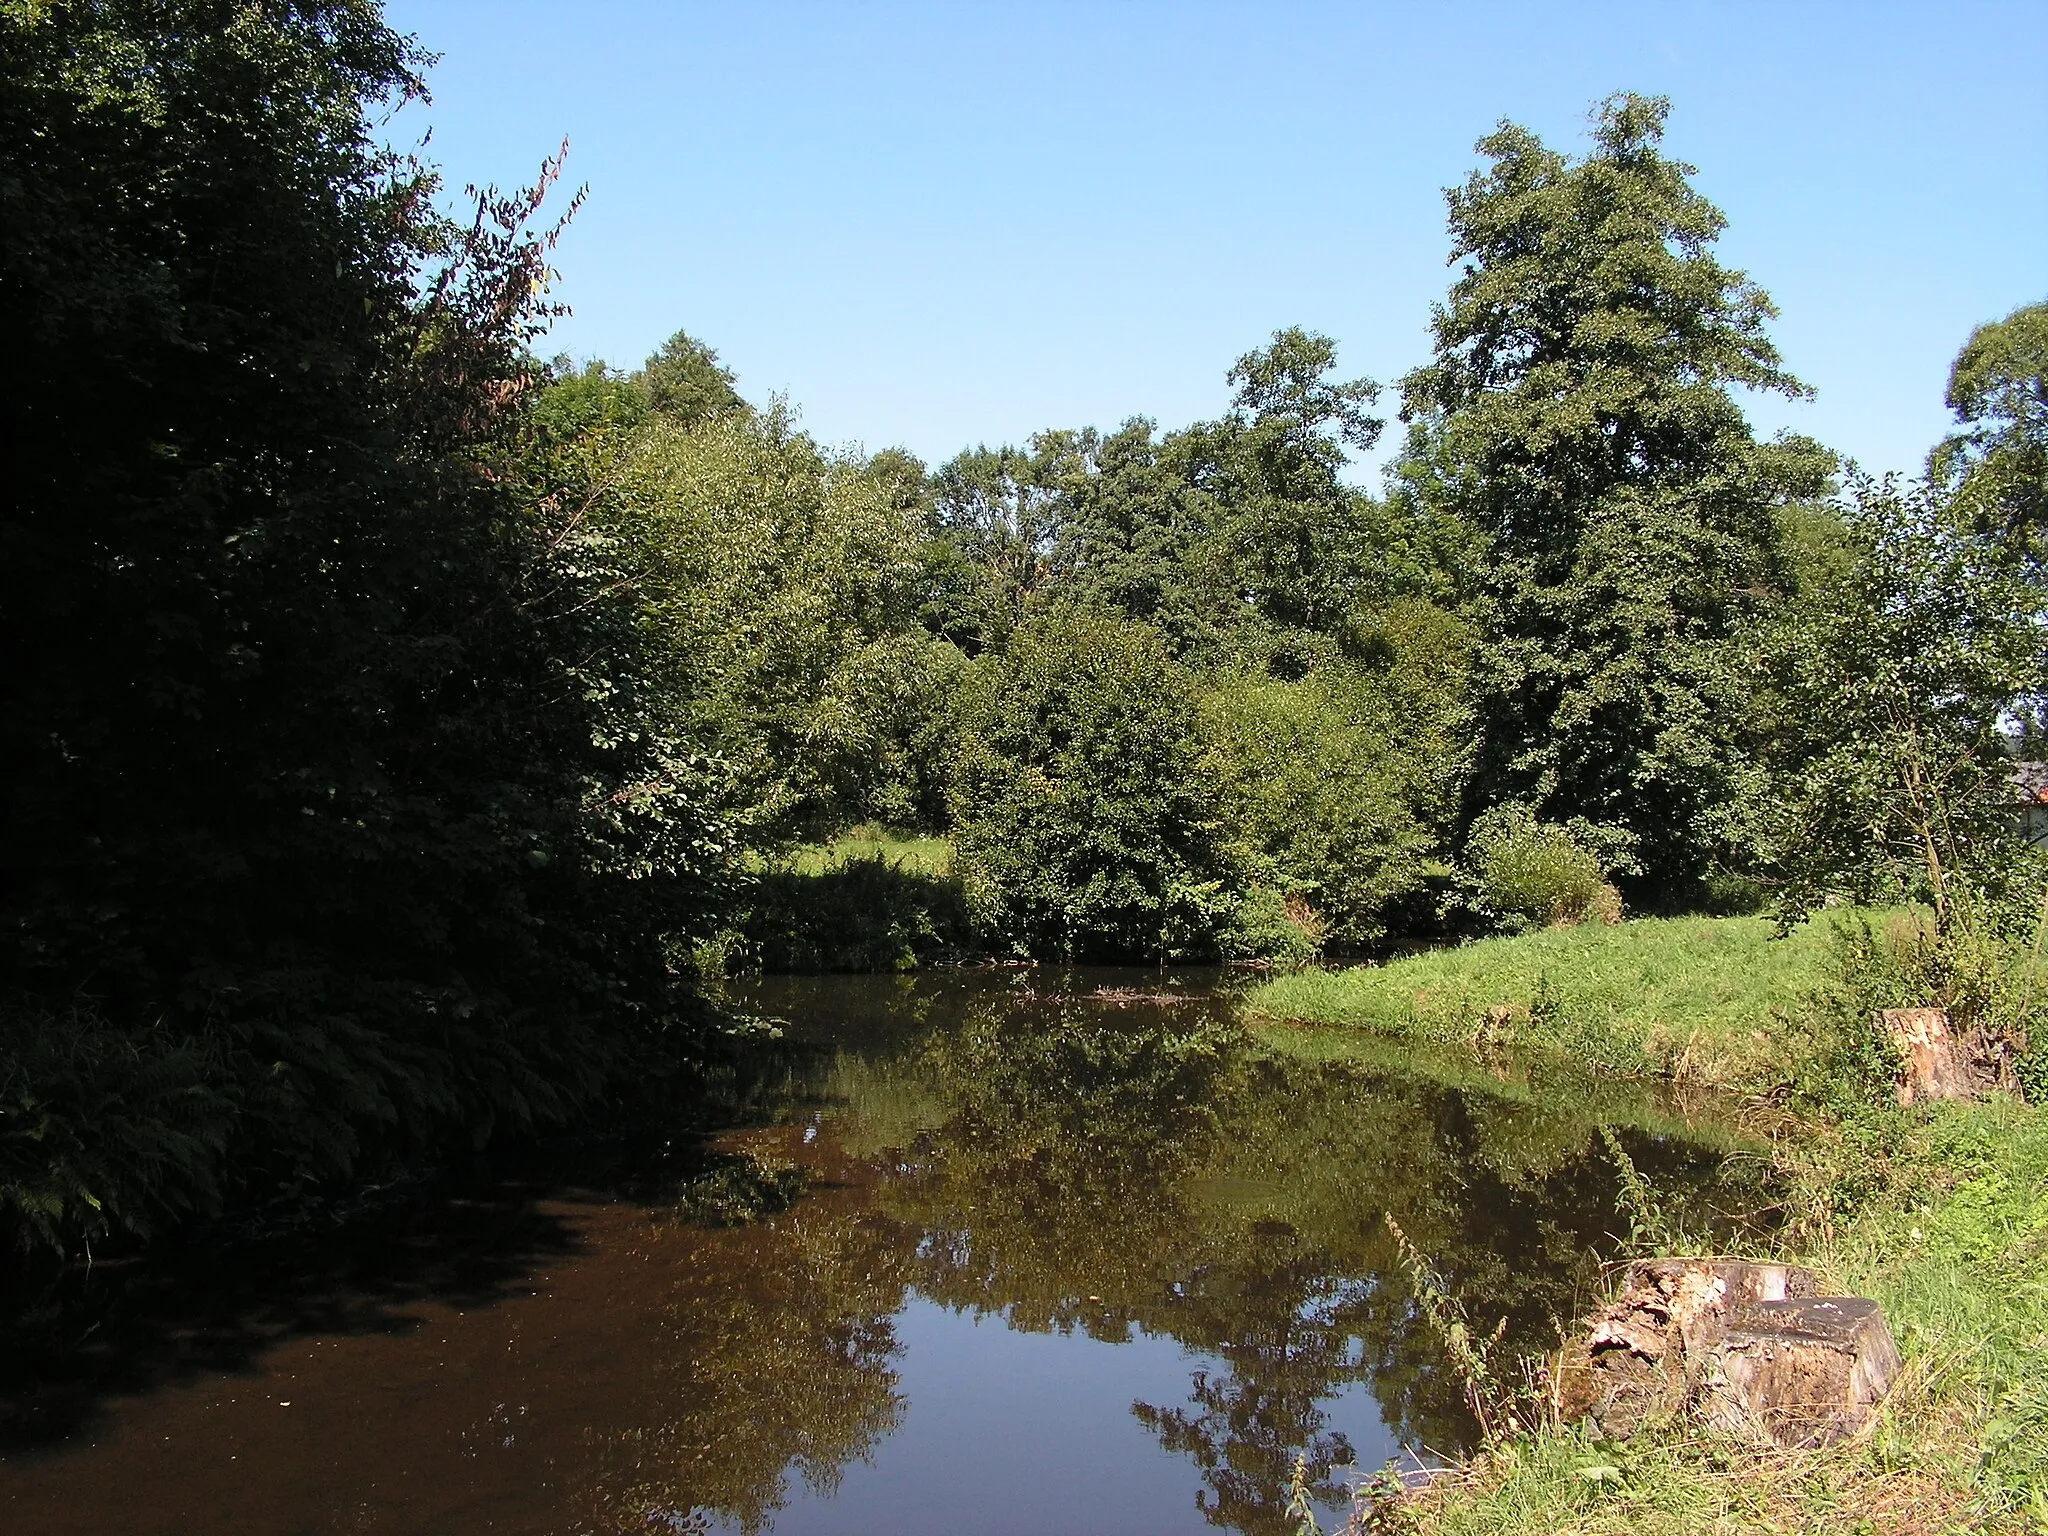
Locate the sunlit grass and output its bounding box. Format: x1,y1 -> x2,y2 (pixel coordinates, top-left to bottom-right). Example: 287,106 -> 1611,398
780,826 -> 952,878
1388,1096 -> 2048,1535
1247,915 -> 1849,1085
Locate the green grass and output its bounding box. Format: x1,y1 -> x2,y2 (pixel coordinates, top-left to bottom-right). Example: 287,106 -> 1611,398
729,829 -> 968,973
1248,915 -> 1845,1086
1252,912 -> 2048,1529
781,827 -> 952,878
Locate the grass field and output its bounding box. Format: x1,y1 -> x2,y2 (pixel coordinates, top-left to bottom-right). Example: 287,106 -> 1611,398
1247,915 -> 1845,1086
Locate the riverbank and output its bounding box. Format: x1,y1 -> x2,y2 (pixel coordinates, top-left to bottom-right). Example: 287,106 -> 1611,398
1367,1095 -> 2048,1535
1250,916 -> 2048,1535
1247,914 -> 1843,1087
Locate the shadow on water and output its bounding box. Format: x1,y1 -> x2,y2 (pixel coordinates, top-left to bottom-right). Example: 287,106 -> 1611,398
0,1185 -> 587,1451
0,967 -> 1775,1536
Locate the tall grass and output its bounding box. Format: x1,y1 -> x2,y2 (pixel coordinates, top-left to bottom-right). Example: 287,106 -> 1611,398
1378,1098 -> 2048,1535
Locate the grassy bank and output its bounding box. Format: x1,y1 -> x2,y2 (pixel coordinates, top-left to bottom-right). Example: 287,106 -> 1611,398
1254,916 -> 2048,1533
1372,1095 -> 2048,1535
1248,915 -> 1843,1086
720,830 -> 970,973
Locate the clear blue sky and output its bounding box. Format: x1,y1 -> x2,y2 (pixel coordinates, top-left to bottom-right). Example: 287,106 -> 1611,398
387,1 -> 2045,482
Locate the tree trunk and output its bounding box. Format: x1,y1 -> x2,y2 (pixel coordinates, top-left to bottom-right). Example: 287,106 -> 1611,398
1879,1006 -> 1975,1105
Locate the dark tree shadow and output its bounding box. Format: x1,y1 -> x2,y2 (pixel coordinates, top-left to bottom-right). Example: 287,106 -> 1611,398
0,1181 -> 588,1451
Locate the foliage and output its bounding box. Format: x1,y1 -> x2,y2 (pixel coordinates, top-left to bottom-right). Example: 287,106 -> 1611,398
1200,619 -> 1470,950
948,612 -> 1247,958
1464,807 -> 1617,931
560,406 -> 960,843
634,327 -> 745,425
0,0 -> 732,1256
1395,92 -> 1834,902
927,329 -> 1461,675
927,440 -> 1067,651
1746,473 -> 2043,932
1931,300 -> 2048,556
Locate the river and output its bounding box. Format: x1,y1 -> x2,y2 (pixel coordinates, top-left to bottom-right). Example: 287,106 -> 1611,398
0,968 -> 1763,1535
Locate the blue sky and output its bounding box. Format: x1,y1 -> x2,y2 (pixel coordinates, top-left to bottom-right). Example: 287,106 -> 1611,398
386,1 -> 2045,482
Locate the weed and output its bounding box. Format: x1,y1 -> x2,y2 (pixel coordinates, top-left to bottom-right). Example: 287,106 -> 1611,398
1385,1214 -> 1533,1445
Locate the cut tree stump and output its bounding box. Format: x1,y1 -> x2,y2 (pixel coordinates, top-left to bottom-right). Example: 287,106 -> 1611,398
1557,1260 -> 1817,1438
1556,1260 -> 1898,1448
1879,1007 -> 1974,1106
1700,1297 -> 1901,1449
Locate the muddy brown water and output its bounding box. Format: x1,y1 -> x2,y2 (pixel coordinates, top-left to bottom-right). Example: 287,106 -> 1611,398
0,969 -> 1763,1535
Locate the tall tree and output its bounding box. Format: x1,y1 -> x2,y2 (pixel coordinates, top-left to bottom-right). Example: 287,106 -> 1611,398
1395,92 -> 1832,900
929,442 -> 1068,650
1049,330 -> 1435,671
1749,474 -> 2042,932
634,328 -> 746,425
1931,300 -> 2048,558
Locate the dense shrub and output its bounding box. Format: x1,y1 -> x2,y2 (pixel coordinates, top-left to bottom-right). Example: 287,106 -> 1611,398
1200,604 -> 1470,951
948,613 -> 1245,959
0,1 -> 726,1255
1466,808 -> 1619,930
565,408 -> 957,842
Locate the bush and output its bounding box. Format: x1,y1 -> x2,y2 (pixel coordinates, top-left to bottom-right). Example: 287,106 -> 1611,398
948,613 -> 1244,959
0,3 -> 729,1255
737,854 -> 974,972
1467,808 -> 1619,930
1199,660 -> 1454,952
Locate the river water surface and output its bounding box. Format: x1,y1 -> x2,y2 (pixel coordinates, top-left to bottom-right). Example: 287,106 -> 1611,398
0,969 -> 1761,1535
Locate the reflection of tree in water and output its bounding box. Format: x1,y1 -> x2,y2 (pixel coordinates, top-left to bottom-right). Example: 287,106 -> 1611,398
569,982 -> 1758,1536
825,988 -> 1757,1536
1132,1269 -> 1372,1534
579,1195 -> 916,1535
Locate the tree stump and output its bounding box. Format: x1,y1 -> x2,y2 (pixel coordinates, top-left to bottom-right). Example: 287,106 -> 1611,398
1556,1260 -> 1898,1448
1556,1260 -> 1816,1438
1699,1297 -> 1901,1448
1879,1007 -> 1974,1105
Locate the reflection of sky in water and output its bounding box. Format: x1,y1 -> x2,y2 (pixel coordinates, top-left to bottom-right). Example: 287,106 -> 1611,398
707,1296 -> 1395,1536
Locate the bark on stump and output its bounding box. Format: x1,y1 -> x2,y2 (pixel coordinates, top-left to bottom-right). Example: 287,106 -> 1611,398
1700,1297 -> 1901,1449
1880,1006 -> 1973,1106
1557,1260 -> 1815,1438
1557,1259 -> 1898,1447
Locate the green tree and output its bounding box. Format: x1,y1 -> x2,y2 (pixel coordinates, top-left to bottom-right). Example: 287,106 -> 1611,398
1931,300 -> 2048,555
1749,473 -> 2042,932
928,441 -> 1068,650
634,327 -> 746,424
1396,93 -> 1833,901
530,356 -> 649,443
1048,331 -> 1439,672
1200,602 -> 1473,950
567,406 -> 954,843
948,613 -> 1242,958
0,0 -> 721,1255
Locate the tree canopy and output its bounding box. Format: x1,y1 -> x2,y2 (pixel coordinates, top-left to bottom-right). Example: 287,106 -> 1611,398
1395,93 -> 1835,901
